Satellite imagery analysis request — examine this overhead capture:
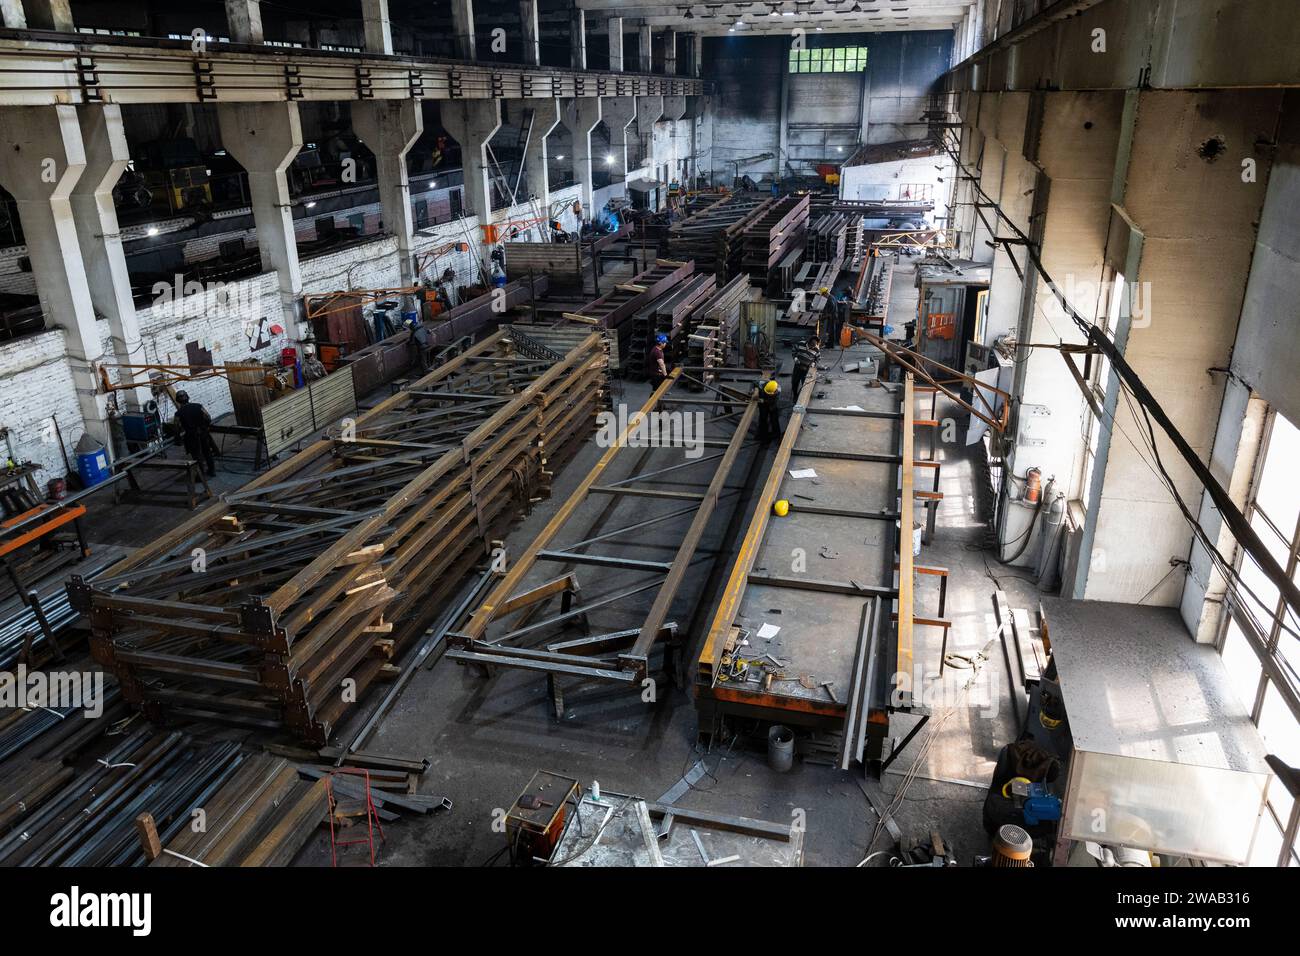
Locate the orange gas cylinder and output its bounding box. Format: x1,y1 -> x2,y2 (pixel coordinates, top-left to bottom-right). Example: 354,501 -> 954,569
1024,468 -> 1042,504
839,324 -> 855,348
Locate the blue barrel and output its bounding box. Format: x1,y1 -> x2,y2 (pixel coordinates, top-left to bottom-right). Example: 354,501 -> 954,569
401,309 -> 420,327
77,445 -> 110,487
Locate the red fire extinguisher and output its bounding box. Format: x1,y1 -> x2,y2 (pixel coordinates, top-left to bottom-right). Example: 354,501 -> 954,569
1024,467 -> 1042,504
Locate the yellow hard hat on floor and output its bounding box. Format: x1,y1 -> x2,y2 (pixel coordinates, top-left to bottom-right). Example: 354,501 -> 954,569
763,380 -> 779,395
773,499 -> 789,517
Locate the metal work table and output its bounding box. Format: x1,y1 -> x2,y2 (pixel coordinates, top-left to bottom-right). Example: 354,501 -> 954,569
1041,598 -> 1271,865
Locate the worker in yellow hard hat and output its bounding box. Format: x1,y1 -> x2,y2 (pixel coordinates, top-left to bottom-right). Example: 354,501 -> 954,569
757,378 -> 781,442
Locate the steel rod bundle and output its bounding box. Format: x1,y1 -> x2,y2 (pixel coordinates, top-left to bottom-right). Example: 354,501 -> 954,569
70,330 -> 610,745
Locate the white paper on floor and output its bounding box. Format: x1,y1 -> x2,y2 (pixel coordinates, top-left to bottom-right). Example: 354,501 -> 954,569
756,623 -> 781,640
788,468 -> 818,479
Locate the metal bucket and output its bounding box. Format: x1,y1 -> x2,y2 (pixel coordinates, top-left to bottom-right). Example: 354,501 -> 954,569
767,724 -> 795,773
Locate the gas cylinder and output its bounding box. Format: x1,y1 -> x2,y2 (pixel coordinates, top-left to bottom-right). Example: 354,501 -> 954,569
1024,467 -> 1042,504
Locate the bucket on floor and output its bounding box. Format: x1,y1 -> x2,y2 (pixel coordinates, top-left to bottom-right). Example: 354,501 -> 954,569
767,724 -> 795,773
74,436 -> 110,488
896,519 -> 922,557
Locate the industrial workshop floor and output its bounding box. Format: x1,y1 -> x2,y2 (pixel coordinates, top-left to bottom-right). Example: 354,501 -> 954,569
294,381 -> 1038,868
73,314 -> 1042,868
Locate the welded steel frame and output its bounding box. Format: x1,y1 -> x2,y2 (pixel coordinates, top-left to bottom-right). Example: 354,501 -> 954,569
69,329 -> 609,744
447,368 -> 760,685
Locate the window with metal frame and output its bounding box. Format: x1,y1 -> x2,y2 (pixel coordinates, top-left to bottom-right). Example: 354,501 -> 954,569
788,45 -> 868,73
1219,406 -> 1300,866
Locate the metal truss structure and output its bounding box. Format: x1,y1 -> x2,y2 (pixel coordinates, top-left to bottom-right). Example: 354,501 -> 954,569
446,367 -> 762,703
70,329 -> 609,745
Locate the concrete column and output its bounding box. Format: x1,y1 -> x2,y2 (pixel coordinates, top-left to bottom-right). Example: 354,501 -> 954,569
0,106 -> 110,449
560,97 -> 601,214
633,94 -> 662,174
361,0 -> 393,56
216,102 -> 304,336
71,105 -> 149,410
451,0 -> 475,61
638,21 -> 652,73
224,0 -> 264,44
520,0 -> 540,66
608,17 -> 624,71
353,99 -> 423,289
664,29 -> 678,76
691,33 -> 702,77
514,98 -> 561,204
976,94 -> 1032,349
661,95 -> 686,122
1082,89 -> 1282,607
602,96 -> 636,181
14,0 -> 74,31
998,92 -> 1125,573
440,100 -> 503,256
570,5 -> 586,70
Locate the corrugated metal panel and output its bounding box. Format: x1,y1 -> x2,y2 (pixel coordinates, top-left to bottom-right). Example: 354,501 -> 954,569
261,367 -> 357,458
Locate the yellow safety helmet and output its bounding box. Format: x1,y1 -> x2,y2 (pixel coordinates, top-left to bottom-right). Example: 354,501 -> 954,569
818,286 -> 830,296
773,499 -> 789,517
763,380 -> 779,395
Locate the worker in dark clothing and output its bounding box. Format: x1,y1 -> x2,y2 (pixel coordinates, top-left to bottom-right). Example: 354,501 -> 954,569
173,391 -> 217,477
649,333 -> 671,388
757,379 -> 782,442
791,335 -> 820,402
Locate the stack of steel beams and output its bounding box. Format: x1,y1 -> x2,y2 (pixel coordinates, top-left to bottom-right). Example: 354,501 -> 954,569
71,330 -> 609,745
741,193 -> 810,276
667,193 -> 776,279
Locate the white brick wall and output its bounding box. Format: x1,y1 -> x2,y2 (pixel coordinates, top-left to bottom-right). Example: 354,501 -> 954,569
0,181 -> 615,477
0,329 -> 85,479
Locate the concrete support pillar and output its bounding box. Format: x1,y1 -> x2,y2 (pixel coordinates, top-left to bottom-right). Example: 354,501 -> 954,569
570,5 -> 586,70
638,21 -> 652,73
608,17 -> 624,71
560,97 -> 601,214
1082,88 -> 1281,606
999,92 -> 1125,573
361,0 -> 393,56
633,94 -> 662,173
520,0 -> 540,66
224,0 -> 264,44
0,106 -> 110,449
691,33 -> 702,77
216,102 -> 304,336
71,105 -> 149,410
514,98 -> 561,205
661,95 -> 686,122
602,96 -> 637,181
450,0 -> 475,61
353,99 -> 423,289
976,94 -> 1033,350
10,0 -> 74,31
664,29 -> 678,75
440,100 -> 503,258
